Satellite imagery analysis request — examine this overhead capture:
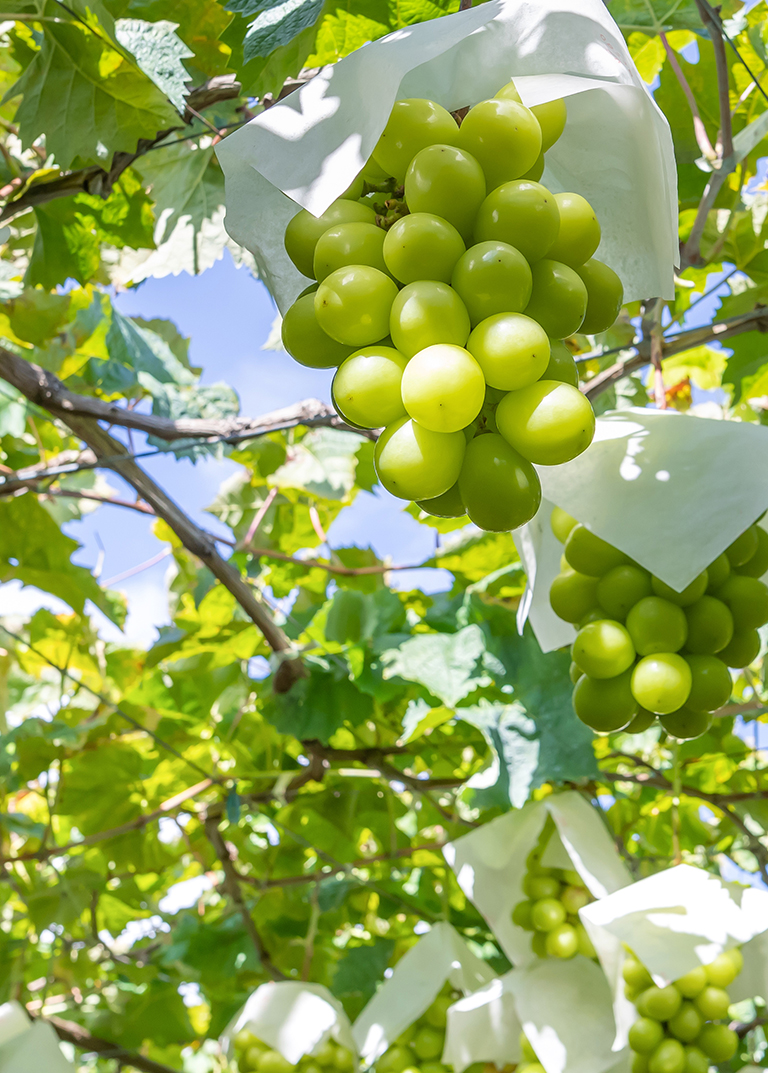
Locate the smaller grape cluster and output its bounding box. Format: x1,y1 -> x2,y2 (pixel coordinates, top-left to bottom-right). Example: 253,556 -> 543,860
374,987 -> 481,1073
625,950 -> 742,1073
510,817 -> 596,960
231,1031 -> 355,1073
548,508 -> 768,738
280,83 -> 624,532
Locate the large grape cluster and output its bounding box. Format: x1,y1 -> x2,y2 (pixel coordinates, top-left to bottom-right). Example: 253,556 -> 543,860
373,987 -> 493,1073
231,1031 -> 355,1073
548,509 -> 768,738
625,950 -> 742,1073
511,816 -> 596,960
281,85 -> 625,532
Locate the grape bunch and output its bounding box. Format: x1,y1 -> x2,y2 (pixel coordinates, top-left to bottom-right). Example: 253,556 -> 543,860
510,817 -> 596,960
231,1031 -> 355,1073
548,508 -> 768,738
625,950 -> 742,1073
281,85 -> 625,531
373,987 -> 489,1073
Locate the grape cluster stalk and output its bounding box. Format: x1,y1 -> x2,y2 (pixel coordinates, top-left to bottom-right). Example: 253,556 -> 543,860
232,1030 -> 356,1072
548,509 -> 768,737
280,85 -> 625,531
625,950 -> 742,1073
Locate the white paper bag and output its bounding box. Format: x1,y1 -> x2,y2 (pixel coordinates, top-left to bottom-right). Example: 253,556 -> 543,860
0,1007 -> 73,1073
216,0 -> 678,315
221,981 -> 357,1065
351,921 -> 496,1066
516,409 -> 768,653
444,791 -> 632,967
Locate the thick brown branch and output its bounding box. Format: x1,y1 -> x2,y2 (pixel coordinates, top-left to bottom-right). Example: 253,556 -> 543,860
42,1015 -> 180,1073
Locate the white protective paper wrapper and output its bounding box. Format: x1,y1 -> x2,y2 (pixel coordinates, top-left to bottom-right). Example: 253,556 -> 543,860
579,863 -> 768,1049
351,921 -> 496,1066
216,0 -> 678,315
515,409 -> 768,653
443,791 -> 632,968
0,1004 -> 73,1073
221,981 -> 357,1065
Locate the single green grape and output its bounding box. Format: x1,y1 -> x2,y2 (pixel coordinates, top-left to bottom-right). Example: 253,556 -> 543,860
648,1039 -> 685,1073
682,1047 -> 709,1073
466,312 -> 549,390
390,280 -> 471,357
285,199 -> 376,277
405,144 -> 486,242
626,708 -> 658,733
564,525 -> 628,577
340,174 -> 365,200
725,525 -> 758,566
714,574 -> 768,630
626,597 -> 688,655
633,1055 -> 649,1073
717,627 -> 761,668
372,99 -> 459,183
684,654 -> 732,712
736,525 -> 768,577
315,265 -> 398,346
531,98 -> 567,151
512,900 -> 535,929
378,1047 -> 413,1073
451,241 -> 533,326
523,874 -> 560,899
546,922 -> 579,958
575,258 -> 624,334
281,294 -> 355,368
551,506 -> 578,543
543,339 -> 579,385
629,1019 -> 665,1055
383,212 -> 465,285
694,985 -> 731,1020
597,565 -> 653,621
624,957 -> 654,991
474,180 -> 560,263
313,222 -> 388,282
524,259 -> 588,338
549,570 -> 599,623
659,708 -> 713,740
570,661 -> 583,683
706,552 -> 731,590
572,619 -> 635,678
547,193 -> 601,266
572,668 -> 637,732
496,380 -> 595,465
522,153 -> 545,181
494,81 -> 522,102
637,986 -> 683,1021
412,1026 -> 443,1060
332,345 -> 408,429
576,922 -> 596,958
458,432 -> 541,532
258,1051 -> 294,1073
674,967 -> 708,999
423,996 -> 452,1029
684,596 -> 733,655
374,417 -> 466,501
561,884 -> 590,913
631,654 -> 692,715
651,571 -> 708,607
531,897 -> 566,931
400,344 -> 485,433
668,1004 -> 704,1044
416,483 -> 466,518
696,1025 -> 737,1063
362,155 -> 392,183
458,98 -> 542,190
705,949 -> 742,987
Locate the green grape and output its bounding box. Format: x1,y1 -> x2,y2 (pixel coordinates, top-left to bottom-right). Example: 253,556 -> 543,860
570,661 -> 584,683
531,897 -> 567,931
684,596 -> 733,655
694,986 -> 731,1020
648,1040 -> 685,1073
259,1052 -> 294,1073
551,506 -> 578,543
659,708 -> 713,740
522,153 -> 545,181
458,98 -> 542,190
572,668 -> 637,732
715,574 -> 768,629
546,922 -> 579,958
547,193 -> 601,267
304,1062 -> 323,1073
282,294 -> 355,368
340,174 -> 365,200
530,930 -> 549,958
412,1027 -> 443,1060
626,708 -> 658,733
706,553 -> 731,591
335,1047 -> 355,1072
674,967 -> 708,999
416,483 -> 466,518
560,884 -> 590,913
597,565 -> 653,621
629,1019 -> 665,1054
451,241 -> 533,326
378,1047 -> 413,1073
576,922 -> 596,958
626,597 -> 688,655
524,259 -> 588,338
383,213 -> 465,285
466,312 -> 549,390
580,608 -> 605,626
550,569 -> 599,622
651,571 -> 708,607
668,1004 -> 704,1044
523,874 -> 560,899
313,1043 -> 338,1066
332,346 -> 408,429
374,417 -> 465,501
575,258 -> 624,334
543,339 -> 579,385
458,433 -> 541,531
736,525 -> 768,577
285,200 -> 377,277
315,266 -> 398,346
696,1025 -> 737,1063
531,98 -> 567,150
682,1047 -> 709,1073
564,524 -> 628,577
390,280 -> 471,357
494,80 -> 522,102
400,344 -> 485,433
633,1057 -> 649,1073
637,986 -> 683,1021
496,380 -> 595,465
705,950 -> 742,987
474,180 -> 560,263
631,654 -> 692,715
624,957 -> 654,991
572,619 -> 635,678
717,627 -> 761,668
362,155 -> 392,183
512,900 -> 535,929
405,144 -> 486,242
684,654 -> 731,712
313,222 -> 388,282
372,99 -> 459,183
725,525 -> 758,566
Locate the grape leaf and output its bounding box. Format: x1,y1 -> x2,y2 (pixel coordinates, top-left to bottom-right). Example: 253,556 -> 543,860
331,939 -> 394,999
267,657 -> 373,742
147,380 -> 240,460
115,19 -> 194,110
606,0 -> 702,33
380,623 -> 495,707
111,0 -> 235,76
242,0 -> 325,62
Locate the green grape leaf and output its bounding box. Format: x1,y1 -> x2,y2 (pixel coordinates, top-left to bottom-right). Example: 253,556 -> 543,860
113,0 -> 235,76
26,203 -> 102,290
147,380 -> 240,459
380,623 -> 494,708
267,657 -> 374,742
606,0 -> 702,33
106,306 -> 194,388
115,18 -> 194,110
242,0 -> 325,62
331,939 -> 394,998
722,330 -> 768,401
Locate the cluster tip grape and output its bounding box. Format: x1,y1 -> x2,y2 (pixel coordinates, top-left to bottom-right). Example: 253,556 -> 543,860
548,508 -> 768,739
281,83 -> 626,532
231,1031 -> 355,1073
